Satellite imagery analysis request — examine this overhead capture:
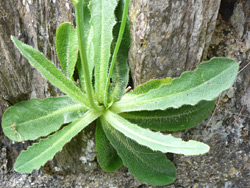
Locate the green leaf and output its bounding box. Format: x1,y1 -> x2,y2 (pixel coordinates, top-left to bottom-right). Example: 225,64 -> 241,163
120,100 -> 215,131
82,0 -> 95,80
2,96 -> 87,142
101,117 -> 176,186
104,110 -> 210,156
111,57 -> 239,113
11,36 -> 88,106
74,0 -> 94,91
133,77 -> 172,95
86,34 -> 95,80
110,0 -> 130,103
56,22 -> 78,78
14,110 -> 102,173
71,0 -> 78,5
89,0 -> 118,103
76,54 -> 85,92
96,118 -> 123,172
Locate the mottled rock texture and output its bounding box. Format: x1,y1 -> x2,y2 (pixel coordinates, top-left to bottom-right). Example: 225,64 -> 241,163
1,0 -> 249,187
129,0 -> 221,86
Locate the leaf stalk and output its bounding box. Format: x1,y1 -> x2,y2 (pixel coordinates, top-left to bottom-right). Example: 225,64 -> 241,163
74,0 -> 104,111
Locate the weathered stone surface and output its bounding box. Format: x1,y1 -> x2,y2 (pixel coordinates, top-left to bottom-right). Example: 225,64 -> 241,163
0,0 -> 73,105
129,0 -> 221,87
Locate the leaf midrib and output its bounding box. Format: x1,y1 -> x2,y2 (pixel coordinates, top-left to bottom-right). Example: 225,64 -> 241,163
101,0 -> 104,67
116,64 -> 234,109
16,111 -> 100,171
112,127 -> 172,175
16,40 -> 85,104
120,104 -> 204,120
106,111 -> 202,150
16,104 -> 85,127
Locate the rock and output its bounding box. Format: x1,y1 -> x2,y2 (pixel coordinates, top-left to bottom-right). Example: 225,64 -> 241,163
129,0 -> 221,87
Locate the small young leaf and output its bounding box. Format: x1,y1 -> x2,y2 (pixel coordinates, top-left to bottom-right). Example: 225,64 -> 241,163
76,54 -> 85,92
101,117 -> 176,186
82,0 -> 95,80
90,0 -> 118,103
2,96 -> 87,142
74,0 -> 94,92
11,36 -> 89,106
96,118 -> 123,172
104,110 -> 210,156
110,0 -> 131,102
120,100 -> 215,131
111,57 -> 239,113
14,110 -> 102,173
56,22 -> 78,78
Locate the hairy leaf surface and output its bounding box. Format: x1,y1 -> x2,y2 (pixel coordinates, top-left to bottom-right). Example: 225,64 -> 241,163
74,0 -> 94,91
120,100 -> 215,131
82,0 -> 95,79
104,111 -> 210,155
101,117 -> 176,186
96,119 -> 123,172
90,0 -> 118,103
110,0 -> 130,102
76,54 -> 85,91
56,22 -> 78,78
14,110 -> 102,173
11,36 -> 88,106
2,96 -> 87,142
133,77 -> 172,95
111,58 -> 238,113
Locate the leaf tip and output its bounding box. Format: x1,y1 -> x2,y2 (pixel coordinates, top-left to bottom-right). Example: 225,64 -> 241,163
10,35 -> 16,43
186,142 -> 210,156
71,0 -> 78,5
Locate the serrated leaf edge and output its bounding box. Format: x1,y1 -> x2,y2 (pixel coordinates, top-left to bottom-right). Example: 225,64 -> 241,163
112,57 -> 239,112
104,110 -> 210,156
14,110 -> 101,173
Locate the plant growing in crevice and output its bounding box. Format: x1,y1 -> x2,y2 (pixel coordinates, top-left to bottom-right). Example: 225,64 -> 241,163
1,0 -> 239,186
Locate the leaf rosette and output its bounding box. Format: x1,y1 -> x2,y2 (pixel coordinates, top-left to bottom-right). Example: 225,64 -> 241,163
1,0 -> 239,186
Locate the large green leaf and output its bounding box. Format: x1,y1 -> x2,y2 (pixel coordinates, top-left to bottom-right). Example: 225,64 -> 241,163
104,110 -> 209,155
96,118 -> 123,172
2,96 -> 87,142
89,0 -> 118,103
14,110 -> 102,173
11,36 -> 88,106
120,100 -> 215,131
101,117 -> 176,186
111,57 -> 239,113
56,22 -> 78,78
110,0 -> 130,103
